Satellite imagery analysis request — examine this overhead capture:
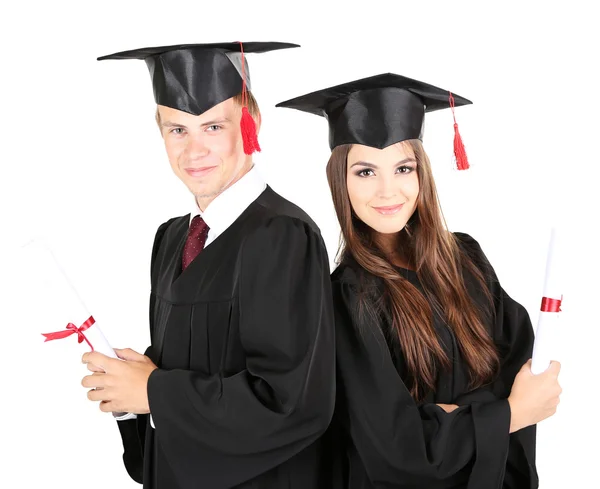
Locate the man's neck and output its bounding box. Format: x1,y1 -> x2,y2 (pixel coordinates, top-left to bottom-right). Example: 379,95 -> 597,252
196,161 -> 253,212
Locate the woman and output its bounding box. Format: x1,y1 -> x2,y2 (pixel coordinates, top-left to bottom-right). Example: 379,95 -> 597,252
277,73 -> 561,488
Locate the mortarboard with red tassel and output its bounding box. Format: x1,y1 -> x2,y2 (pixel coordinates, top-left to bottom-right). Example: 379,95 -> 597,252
276,72 -> 472,170
98,41 -> 299,156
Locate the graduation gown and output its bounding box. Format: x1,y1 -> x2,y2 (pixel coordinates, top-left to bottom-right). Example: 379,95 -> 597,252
117,187 -> 337,489
331,232 -> 538,489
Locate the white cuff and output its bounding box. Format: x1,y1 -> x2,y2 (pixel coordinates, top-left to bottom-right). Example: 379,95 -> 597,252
112,412 -> 154,428
113,412 -> 137,421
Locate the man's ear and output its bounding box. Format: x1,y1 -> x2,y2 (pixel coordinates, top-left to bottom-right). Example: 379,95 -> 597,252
155,106 -> 163,136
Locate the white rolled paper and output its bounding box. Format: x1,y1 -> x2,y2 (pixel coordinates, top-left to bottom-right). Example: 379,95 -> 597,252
23,239 -> 132,418
531,228 -> 563,374
22,239 -> 118,359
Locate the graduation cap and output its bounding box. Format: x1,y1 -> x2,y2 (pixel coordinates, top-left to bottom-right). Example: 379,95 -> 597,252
276,72 -> 473,169
98,41 -> 300,155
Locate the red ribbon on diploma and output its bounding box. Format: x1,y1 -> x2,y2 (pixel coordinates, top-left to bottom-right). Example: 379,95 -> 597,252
540,296 -> 562,313
42,316 -> 96,351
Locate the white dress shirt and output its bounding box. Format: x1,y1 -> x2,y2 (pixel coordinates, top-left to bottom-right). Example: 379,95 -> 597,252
190,165 -> 267,248
116,166 -> 267,427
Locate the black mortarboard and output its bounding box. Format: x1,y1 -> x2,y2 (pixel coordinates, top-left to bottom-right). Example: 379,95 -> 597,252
276,73 -> 473,169
98,41 -> 300,154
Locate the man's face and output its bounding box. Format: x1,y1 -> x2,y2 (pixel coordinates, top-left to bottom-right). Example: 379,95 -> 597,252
158,97 -> 257,208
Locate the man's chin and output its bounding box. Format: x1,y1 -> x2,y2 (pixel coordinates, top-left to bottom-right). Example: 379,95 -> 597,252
192,189 -> 219,200
188,183 -> 222,200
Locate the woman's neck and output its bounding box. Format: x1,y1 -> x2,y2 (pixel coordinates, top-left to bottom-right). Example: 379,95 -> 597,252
374,232 -> 414,270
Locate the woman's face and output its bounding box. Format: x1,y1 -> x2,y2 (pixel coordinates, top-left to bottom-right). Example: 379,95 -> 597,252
346,142 -> 419,235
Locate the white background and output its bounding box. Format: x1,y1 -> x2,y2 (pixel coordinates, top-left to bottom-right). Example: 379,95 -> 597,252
1,0 -> 598,487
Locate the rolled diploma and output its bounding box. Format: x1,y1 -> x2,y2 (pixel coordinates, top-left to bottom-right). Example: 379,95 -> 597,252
28,240 -> 132,418
31,242 -> 117,358
531,228 -> 562,374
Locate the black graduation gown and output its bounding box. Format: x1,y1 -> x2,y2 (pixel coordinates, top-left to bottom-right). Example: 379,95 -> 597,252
116,186 -> 338,489
331,232 -> 538,489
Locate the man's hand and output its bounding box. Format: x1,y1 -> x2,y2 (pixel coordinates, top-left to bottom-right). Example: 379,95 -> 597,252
81,348 -> 157,414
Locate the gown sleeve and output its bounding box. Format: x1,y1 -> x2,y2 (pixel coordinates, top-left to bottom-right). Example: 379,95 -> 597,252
145,216 -> 336,486
332,267 -> 511,489
116,218 -> 174,484
454,232 -> 538,488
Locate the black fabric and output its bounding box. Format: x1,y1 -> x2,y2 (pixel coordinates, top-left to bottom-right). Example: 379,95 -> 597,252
330,232 -> 538,488
98,42 -> 299,115
276,72 -> 471,149
116,187 -> 339,489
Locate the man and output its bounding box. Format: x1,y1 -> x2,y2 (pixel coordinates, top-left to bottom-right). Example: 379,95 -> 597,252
81,42 -> 337,489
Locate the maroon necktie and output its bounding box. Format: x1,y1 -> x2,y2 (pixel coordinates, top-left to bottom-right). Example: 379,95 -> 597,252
182,215 -> 209,270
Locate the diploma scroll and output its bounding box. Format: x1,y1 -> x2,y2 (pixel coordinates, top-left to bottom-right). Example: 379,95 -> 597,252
24,240 -> 118,359
24,239 -> 129,418
531,228 -> 563,375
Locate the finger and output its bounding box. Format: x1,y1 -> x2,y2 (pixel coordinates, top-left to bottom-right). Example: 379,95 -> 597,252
87,387 -> 112,402
519,359 -> 533,374
87,363 -> 105,373
114,348 -> 144,362
82,351 -> 114,372
544,362 -> 561,377
548,361 -> 561,374
99,401 -> 116,413
98,400 -> 122,413
81,373 -> 108,389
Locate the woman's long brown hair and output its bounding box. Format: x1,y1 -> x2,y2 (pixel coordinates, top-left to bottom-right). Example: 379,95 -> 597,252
327,140 -> 500,401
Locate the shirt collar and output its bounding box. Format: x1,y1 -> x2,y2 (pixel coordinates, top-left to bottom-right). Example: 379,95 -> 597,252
190,165 -> 266,235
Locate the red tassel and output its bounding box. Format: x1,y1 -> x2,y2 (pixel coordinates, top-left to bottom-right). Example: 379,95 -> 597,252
241,106 -> 261,155
449,92 -> 469,170
453,123 -> 469,170
237,41 -> 261,155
